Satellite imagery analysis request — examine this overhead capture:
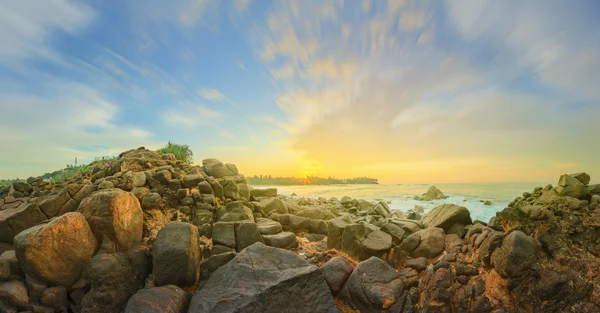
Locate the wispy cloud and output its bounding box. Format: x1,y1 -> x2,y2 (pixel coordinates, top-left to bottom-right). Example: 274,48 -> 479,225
235,0 -> 252,14
199,88 -> 226,101
163,102 -> 222,128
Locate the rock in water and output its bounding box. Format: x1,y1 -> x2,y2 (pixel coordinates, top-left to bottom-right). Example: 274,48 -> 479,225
421,203 -> 472,232
124,285 -> 191,313
415,185 -> 448,201
153,222 -> 201,287
491,230 -> 538,278
187,243 -> 337,313
338,257 -> 404,312
77,189 -> 143,251
14,212 -> 98,288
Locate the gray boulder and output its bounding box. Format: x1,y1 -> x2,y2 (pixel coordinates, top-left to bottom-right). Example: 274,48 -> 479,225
554,174 -> 587,199
200,252 -> 236,280
235,222 -> 264,252
153,222 -> 201,287
216,202 -> 254,222
320,256 -> 353,295
262,232 -> 298,249
570,172 -> 590,185
421,203 -> 472,232
411,227 -> 445,259
338,257 -> 404,312
341,224 -> 392,261
250,188 -> 277,199
124,285 -> 190,313
188,243 -> 337,313
256,218 -> 282,235
491,230 -> 538,278
260,198 -> 288,216
202,159 -> 236,178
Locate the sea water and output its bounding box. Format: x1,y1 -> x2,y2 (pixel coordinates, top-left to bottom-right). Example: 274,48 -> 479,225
254,183 -> 544,222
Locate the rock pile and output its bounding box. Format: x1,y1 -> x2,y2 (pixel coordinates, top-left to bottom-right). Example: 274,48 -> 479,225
1,149 -> 599,313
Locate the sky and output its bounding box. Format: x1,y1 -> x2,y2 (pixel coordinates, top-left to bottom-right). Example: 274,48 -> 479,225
0,0 -> 599,184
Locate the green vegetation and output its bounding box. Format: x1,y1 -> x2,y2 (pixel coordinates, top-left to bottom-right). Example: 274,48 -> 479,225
0,164 -> 94,186
157,141 -> 194,163
247,175 -> 378,186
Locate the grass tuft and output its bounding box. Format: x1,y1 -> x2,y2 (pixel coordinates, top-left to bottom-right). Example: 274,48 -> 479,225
157,141 -> 194,163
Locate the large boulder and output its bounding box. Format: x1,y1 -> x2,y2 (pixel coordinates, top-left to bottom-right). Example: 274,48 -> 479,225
188,243 -> 337,313
491,230 -> 538,278
341,224 -> 392,261
250,188 -> 277,199
202,159 -> 236,178
554,174 -> 588,199
411,227 -> 445,259
327,216 -> 352,250
260,198 -> 288,216
81,246 -> 151,313
415,185 -> 448,201
14,212 -> 98,288
421,203 -> 472,232
216,201 -> 254,222
320,256 -> 353,295
0,202 -> 47,243
570,172 -> 590,185
338,257 -> 404,312
77,189 -> 143,251
124,285 -> 191,313
153,222 -> 201,287
256,218 -> 282,235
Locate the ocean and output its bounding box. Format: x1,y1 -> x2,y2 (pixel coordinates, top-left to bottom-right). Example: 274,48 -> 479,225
253,183 -> 545,222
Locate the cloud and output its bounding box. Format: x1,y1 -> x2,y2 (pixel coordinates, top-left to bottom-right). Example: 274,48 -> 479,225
163,102 -> 222,128
178,0 -> 213,26
199,88 -> 226,101
235,0 -> 252,14
0,0 -> 95,65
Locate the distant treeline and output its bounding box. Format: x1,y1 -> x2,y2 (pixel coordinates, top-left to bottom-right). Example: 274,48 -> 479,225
247,175 -> 378,185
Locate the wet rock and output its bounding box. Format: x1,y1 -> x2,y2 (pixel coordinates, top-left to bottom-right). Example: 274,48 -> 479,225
124,285 -> 191,313
14,212 -> 98,288
339,256 -> 404,312
77,189 -> 143,251
153,222 -> 201,287
320,256 -> 353,295
188,243 -> 337,313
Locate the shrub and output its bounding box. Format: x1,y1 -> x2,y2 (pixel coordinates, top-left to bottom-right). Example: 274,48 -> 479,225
157,141 -> 194,163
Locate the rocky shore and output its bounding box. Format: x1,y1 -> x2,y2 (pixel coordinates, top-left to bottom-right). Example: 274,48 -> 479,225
1,147 -> 599,312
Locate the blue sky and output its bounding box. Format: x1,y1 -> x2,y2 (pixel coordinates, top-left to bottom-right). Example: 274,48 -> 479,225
1,0 -> 599,183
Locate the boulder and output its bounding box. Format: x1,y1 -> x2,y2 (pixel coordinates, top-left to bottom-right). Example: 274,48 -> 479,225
380,222 -> 406,245
188,243 -> 337,313
77,189 -> 143,251
202,159 -> 236,178
12,182 -> 31,193
183,174 -> 204,188
260,198 -> 288,216
40,286 -> 68,312
256,218 -> 282,235
38,190 -> 70,217
327,216 -> 352,250
200,252 -> 236,280
411,227 -> 445,259
0,203 -> 47,243
216,202 -> 254,222
261,232 -> 298,249
14,212 -> 98,287
153,222 -> 201,287
237,184 -> 250,200
0,280 -> 29,308
570,172 -> 590,185
206,177 -> 223,199
588,184 -> 600,196
220,180 -> 240,200
415,185 -> 448,201
421,203 -> 472,232
320,256 -> 353,295
338,257 -> 404,312
81,247 -> 151,313
141,193 -> 163,210
212,222 -> 236,248
235,222 -> 264,252
295,207 -> 335,220
197,181 -> 213,195
491,230 -> 538,278
124,285 -> 191,313
341,224 -> 392,261
130,187 -> 150,201
373,201 -> 391,217
554,174 -> 587,199
250,188 -> 277,199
